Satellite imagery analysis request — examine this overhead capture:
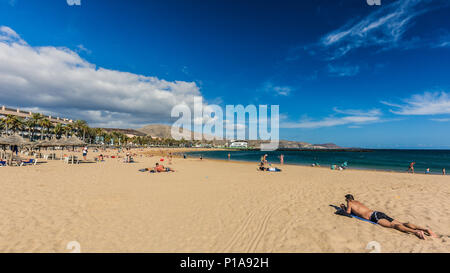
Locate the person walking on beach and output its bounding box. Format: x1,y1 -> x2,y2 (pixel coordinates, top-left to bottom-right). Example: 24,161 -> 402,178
228,153 -> 231,160
340,194 -> 437,240
82,147 -> 88,161
407,162 -> 415,173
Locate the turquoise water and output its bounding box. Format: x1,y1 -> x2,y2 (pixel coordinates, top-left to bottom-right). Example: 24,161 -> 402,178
185,149 -> 450,174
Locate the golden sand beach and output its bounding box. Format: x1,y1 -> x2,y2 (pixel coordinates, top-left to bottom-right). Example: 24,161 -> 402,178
1,148 -> 449,253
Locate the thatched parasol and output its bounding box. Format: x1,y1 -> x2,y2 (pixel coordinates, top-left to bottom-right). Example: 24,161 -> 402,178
33,139 -> 53,147
64,137 -> 86,147
0,134 -> 32,165
0,134 -> 31,146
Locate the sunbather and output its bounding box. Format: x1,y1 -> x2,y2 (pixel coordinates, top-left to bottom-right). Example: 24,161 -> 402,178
155,163 -> 174,172
257,162 -> 281,172
340,194 -> 437,240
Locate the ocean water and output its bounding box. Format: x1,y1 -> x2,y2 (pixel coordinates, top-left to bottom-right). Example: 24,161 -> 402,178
185,149 -> 450,174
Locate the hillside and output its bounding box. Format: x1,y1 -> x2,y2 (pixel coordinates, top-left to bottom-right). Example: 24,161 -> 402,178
136,124 -> 343,149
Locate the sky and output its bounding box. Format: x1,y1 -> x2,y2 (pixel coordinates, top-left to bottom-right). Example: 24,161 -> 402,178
0,0 -> 450,148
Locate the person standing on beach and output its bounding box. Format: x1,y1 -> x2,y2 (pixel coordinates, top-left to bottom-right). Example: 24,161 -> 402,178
82,147 -> 88,161
443,168 -> 446,175
280,154 -> 284,165
340,194 -> 437,240
407,162 -> 415,173
228,153 -> 231,160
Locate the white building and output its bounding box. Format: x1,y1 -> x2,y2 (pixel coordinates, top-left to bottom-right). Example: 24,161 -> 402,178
229,141 -> 248,148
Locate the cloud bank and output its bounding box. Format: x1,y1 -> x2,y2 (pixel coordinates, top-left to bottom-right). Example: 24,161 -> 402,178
281,108 -> 383,129
382,91 -> 450,115
0,26 -> 205,128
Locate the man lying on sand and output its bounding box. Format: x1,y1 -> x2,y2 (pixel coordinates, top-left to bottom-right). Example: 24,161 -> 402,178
258,162 -> 281,172
139,163 -> 175,173
154,162 -> 174,172
340,194 -> 437,240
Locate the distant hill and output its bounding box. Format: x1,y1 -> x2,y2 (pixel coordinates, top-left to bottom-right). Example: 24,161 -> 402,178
313,143 -> 342,149
137,124 -> 177,138
101,128 -> 147,137
137,124 -> 208,140
136,124 -> 344,149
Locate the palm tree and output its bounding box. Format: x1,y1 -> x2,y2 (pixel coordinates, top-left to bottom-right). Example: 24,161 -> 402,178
53,123 -> 63,139
93,128 -> 104,144
3,115 -> 23,135
23,118 -> 35,140
0,117 -> 5,135
63,123 -> 74,137
30,113 -> 43,140
103,132 -> 112,145
73,120 -> 89,140
39,118 -> 53,140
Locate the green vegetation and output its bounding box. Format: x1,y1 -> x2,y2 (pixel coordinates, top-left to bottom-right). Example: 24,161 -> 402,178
0,115 -> 206,147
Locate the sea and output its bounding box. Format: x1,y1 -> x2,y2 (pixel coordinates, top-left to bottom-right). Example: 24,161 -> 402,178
185,149 -> 450,174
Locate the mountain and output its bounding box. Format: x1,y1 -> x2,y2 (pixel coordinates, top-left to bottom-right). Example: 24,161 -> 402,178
136,124 -> 344,149
137,124 -> 207,140
313,143 -> 342,149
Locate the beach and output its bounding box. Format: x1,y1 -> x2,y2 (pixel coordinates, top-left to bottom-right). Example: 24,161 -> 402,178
1,148 -> 449,253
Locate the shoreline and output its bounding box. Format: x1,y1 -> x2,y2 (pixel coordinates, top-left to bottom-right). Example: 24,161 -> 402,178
182,156 -> 448,177
182,151 -> 448,176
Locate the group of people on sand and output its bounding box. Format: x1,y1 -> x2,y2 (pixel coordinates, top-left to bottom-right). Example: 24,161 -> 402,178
407,161 -> 446,175
257,154 -> 282,172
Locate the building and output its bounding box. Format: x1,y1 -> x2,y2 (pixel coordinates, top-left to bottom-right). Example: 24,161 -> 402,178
0,105 -> 73,125
229,141 -> 248,148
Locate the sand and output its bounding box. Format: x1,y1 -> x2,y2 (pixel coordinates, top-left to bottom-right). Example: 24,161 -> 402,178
0,148 -> 449,253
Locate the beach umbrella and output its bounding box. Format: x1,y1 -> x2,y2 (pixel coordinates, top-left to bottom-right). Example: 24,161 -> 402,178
32,139 -> 53,147
54,137 -> 86,161
0,134 -> 31,146
0,136 -> 8,160
64,137 -> 86,147
0,134 -> 32,165
0,136 -> 8,145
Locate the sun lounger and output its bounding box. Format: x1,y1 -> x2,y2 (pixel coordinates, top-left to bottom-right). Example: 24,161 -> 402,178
21,159 -> 35,166
64,156 -> 79,164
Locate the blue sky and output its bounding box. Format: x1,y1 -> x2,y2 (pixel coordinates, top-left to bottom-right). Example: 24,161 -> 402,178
0,0 -> 450,148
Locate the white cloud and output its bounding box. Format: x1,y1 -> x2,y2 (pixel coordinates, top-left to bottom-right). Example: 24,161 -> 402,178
262,81 -> 292,96
314,0 -> 449,59
327,64 -> 360,77
0,26 -> 206,128
382,91 -> 450,115
281,108 -> 383,129
430,118 -> 450,122
76,44 -> 91,54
